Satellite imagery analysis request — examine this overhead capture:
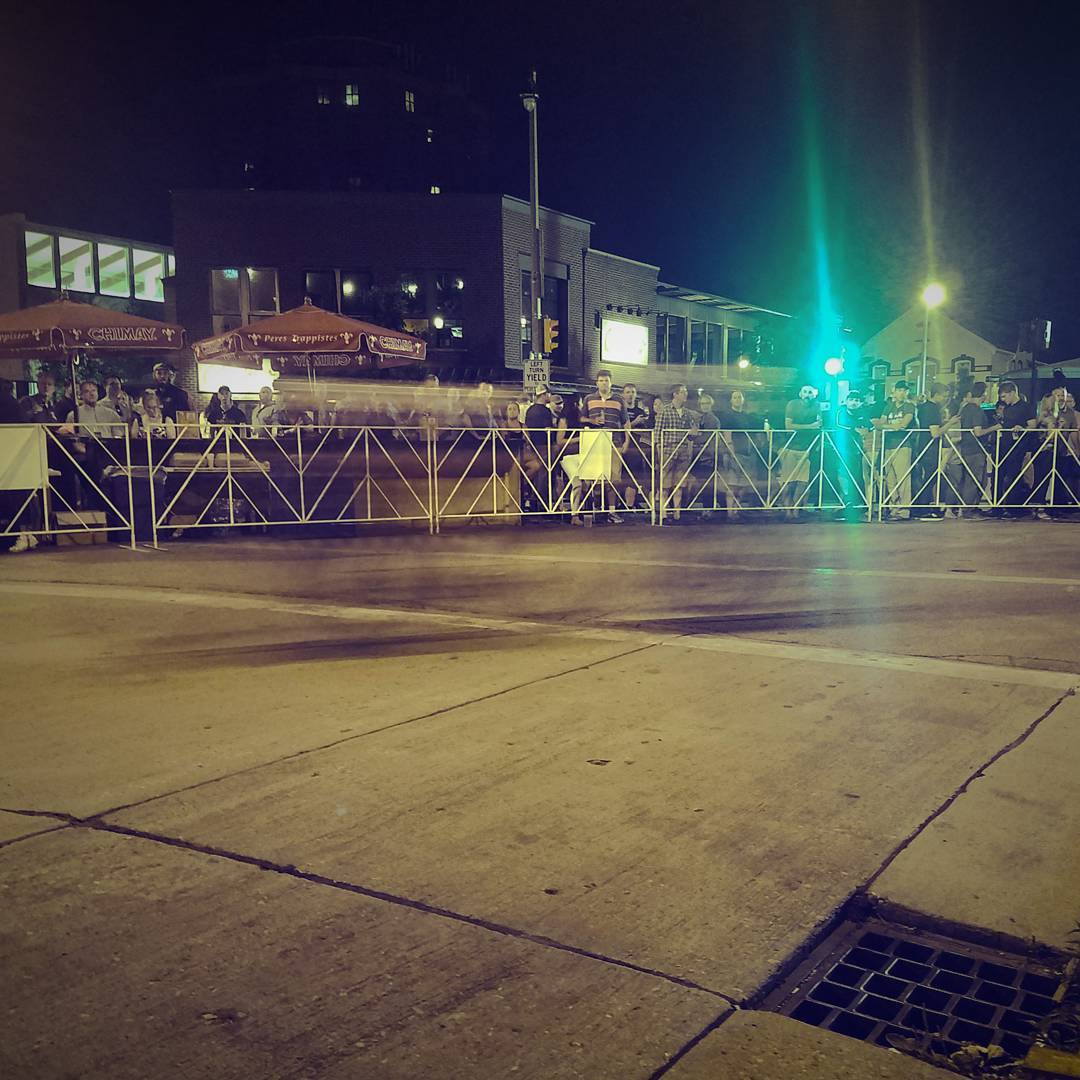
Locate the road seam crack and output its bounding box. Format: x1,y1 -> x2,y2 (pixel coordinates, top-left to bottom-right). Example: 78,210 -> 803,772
11,811 -> 734,1006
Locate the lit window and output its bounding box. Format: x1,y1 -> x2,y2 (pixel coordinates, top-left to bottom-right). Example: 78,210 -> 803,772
345,84 -> 359,107
24,231 -> 55,289
429,185 -> 441,195
58,236 -> 94,293
166,253 -> 176,277
404,90 -> 415,112
133,249 -> 165,302
304,270 -> 336,311
316,86 -> 330,106
399,273 -> 425,315
426,128 -> 434,144
97,243 -> 131,298
243,162 -> 255,174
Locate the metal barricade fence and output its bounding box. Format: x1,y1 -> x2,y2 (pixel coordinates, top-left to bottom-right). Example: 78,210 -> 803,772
0,422 -> 135,548
3,423 -> 1078,548
144,424 -> 435,544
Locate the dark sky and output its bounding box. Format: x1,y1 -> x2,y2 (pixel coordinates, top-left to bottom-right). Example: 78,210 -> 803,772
2,0 -> 1079,356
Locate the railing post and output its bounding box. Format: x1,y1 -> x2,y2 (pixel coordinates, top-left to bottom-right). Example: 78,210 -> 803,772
428,424 -> 436,535
1048,430 -> 1058,509
296,424 -> 306,523
123,422 -> 136,550
147,428 -> 159,549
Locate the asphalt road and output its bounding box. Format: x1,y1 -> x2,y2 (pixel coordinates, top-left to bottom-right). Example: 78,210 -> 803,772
2,520 -> 1077,1079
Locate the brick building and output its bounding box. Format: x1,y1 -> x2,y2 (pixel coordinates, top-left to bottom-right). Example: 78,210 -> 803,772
169,188 -> 787,395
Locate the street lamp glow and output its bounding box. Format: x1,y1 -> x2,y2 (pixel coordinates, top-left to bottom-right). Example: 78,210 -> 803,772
824,356 -> 843,377
921,283 -> 946,308
432,315 -> 445,329
737,356 -> 751,370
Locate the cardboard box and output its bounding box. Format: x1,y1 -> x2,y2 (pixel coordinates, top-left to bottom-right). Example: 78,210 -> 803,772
54,510 -> 109,546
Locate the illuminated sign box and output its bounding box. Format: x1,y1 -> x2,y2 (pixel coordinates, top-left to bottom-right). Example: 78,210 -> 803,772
601,319 -> 647,366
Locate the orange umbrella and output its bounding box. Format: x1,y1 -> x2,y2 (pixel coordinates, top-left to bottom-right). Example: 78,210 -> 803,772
191,298 -> 426,376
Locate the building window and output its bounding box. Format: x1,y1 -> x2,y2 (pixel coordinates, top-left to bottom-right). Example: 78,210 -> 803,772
58,236 -> 94,293
340,270 -> 373,317
210,267 -> 279,333
24,230 -> 56,289
404,90 -> 415,113
304,270 -> 336,311
399,273 -> 425,315
656,315 -> 668,365
166,253 -> 176,277
429,185 -> 441,195
435,272 -> 465,318
344,84 -> 360,107
98,243 -> 131,298
247,267 -> 278,314
520,270 -> 567,362
871,361 -> 890,381
426,128 -> 434,144
133,249 -> 166,303
316,86 -> 331,106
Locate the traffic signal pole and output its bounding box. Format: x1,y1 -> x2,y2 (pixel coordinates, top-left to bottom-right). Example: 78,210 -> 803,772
521,72 -> 544,362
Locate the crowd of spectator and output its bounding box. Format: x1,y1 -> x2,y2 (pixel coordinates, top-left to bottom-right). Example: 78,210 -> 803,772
3,363 -> 1079,552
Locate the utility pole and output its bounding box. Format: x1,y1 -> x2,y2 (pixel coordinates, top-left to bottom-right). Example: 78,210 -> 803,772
520,71 -> 543,365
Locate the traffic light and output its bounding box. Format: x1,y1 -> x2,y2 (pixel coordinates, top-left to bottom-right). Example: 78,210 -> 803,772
542,318 -> 560,354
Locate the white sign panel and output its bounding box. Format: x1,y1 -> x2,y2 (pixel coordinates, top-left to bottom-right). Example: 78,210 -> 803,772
601,319 -> 648,367
0,425 -> 48,491
523,357 -> 550,393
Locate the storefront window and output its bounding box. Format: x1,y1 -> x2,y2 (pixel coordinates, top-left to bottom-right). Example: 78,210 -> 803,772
24,231 -> 55,288
690,321 -> 706,365
727,327 -> 744,364
98,243 -> 131,298
666,316 -> 686,364
133,249 -> 165,302
59,236 -> 94,293
705,324 -> 722,364
656,315 -> 668,365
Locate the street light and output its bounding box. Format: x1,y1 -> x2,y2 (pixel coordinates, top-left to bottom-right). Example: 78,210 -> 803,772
824,356 -> 843,377
919,282 -> 946,394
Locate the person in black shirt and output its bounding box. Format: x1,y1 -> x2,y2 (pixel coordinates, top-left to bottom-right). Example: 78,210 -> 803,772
204,385 -> 247,427
522,385 -> 555,513
912,383 -> 952,518
947,382 -> 1000,515
995,381 -> 1037,514
152,363 -> 191,421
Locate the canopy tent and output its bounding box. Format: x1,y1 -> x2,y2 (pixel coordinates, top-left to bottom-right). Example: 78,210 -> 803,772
0,296 -> 187,420
191,299 -> 426,378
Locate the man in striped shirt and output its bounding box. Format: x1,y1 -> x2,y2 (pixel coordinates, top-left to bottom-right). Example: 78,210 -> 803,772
581,369 -> 630,523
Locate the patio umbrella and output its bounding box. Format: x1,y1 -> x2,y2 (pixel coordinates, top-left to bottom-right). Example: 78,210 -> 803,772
191,299 -> 427,384
0,295 -> 186,421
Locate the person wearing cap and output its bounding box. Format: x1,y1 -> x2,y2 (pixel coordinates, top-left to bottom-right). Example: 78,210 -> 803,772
780,385 -> 822,519
204,386 -> 247,428
1033,382 -> 1078,517
521,384 -> 555,514
833,389 -> 871,516
872,379 -> 917,519
152,362 -> 191,421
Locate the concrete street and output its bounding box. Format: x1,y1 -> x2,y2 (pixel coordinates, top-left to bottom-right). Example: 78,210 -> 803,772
2,520 -> 1078,1079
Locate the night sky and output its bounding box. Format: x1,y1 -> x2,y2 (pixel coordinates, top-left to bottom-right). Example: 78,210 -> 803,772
2,0 -> 1078,357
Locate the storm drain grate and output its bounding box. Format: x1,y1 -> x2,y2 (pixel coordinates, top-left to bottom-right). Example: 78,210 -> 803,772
764,917 -> 1065,1062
